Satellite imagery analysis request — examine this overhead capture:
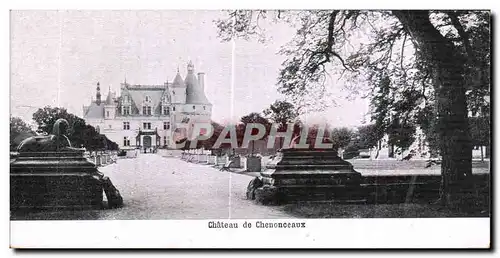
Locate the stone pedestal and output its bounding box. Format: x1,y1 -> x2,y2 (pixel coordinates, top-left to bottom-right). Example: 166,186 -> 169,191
228,156 -> 241,168
249,148 -> 362,204
10,118 -> 123,210
246,156 -> 262,172
11,150 -> 105,209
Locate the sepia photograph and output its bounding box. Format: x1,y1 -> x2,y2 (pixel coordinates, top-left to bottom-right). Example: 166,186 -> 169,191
8,7 -> 491,249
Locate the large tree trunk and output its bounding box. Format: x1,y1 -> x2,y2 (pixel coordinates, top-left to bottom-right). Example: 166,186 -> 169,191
394,11 -> 473,207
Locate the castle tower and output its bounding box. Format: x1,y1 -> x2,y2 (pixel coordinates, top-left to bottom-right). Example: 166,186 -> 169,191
184,61 -> 210,105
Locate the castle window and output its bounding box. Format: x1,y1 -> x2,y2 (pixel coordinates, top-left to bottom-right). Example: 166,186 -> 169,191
124,95 -> 129,103
193,105 -> 196,110
145,96 -> 151,102
163,106 -> 170,115
163,136 -> 167,146
173,106 -> 176,111
164,122 -> 170,130
143,122 -> 151,130
109,125 -> 112,129
203,106 -> 206,110
123,137 -> 130,146
106,111 -> 110,117
142,106 -> 152,115
123,122 -> 130,130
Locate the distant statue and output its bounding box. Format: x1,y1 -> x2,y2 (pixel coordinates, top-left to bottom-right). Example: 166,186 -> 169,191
17,119 -> 72,152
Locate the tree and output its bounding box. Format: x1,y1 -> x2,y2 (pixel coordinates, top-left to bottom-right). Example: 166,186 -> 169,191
387,119 -> 417,155
263,100 -> 299,129
263,100 -> 299,148
10,116 -> 36,151
216,10 -> 490,207
469,116 -> 490,161
356,124 -> 384,149
330,127 -> 354,154
32,106 -> 118,152
240,112 -> 271,155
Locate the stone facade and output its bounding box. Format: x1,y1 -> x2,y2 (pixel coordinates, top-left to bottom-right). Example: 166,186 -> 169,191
83,62 -> 212,150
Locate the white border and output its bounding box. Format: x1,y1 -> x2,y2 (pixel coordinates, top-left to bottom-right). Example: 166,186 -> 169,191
10,218 -> 491,248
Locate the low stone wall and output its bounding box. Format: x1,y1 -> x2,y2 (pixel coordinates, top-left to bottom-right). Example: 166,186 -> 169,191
207,155 -> 216,165
215,156 -> 227,166
158,149 -> 183,158
198,154 -> 208,164
86,151 -> 119,167
126,150 -> 138,158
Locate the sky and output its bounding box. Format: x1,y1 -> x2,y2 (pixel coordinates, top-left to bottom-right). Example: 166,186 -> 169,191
10,10 -> 370,128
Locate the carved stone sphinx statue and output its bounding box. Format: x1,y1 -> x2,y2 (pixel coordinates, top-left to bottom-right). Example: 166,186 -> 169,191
17,118 -> 73,152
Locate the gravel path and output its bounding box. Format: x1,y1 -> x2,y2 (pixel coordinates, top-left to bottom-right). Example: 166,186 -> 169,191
97,154 -> 290,220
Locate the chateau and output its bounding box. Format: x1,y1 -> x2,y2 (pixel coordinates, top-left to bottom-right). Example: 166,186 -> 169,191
83,61 -> 212,150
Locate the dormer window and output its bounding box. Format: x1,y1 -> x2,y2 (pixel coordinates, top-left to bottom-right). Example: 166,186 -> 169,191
163,106 -> 170,115
122,106 -> 131,115
143,106 -> 152,116
124,95 -> 129,103
145,96 -> 151,102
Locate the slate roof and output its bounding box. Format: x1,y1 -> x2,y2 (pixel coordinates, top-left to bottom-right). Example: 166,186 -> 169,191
185,71 -> 210,105
126,86 -> 165,112
84,102 -> 105,118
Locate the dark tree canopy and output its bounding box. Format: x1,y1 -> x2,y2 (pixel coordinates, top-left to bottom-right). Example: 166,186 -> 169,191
330,127 -> 354,150
216,10 -> 491,206
10,116 -> 36,151
32,106 -> 118,151
355,124 -> 385,150
263,100 -> 299,130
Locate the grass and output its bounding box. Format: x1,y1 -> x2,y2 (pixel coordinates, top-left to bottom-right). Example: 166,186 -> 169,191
282,200 -> 490,218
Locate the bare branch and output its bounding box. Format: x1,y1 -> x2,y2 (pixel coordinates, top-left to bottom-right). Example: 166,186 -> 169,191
401,32 -> 408,78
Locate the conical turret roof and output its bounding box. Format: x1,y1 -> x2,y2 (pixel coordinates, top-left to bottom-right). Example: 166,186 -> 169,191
184,62 -> 211,104
105,87 -> 114,105
172,70 -> 185,88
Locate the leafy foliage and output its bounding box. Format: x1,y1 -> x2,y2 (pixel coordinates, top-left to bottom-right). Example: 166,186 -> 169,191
32,106 -> 118,151
10,116 -> 36,151
469,116 -> 490,147
263,100 -> 299,130
387,119 -> 417,151
355,124 -> 385,149
216,10 -> 491,204
330,127 -> 354,150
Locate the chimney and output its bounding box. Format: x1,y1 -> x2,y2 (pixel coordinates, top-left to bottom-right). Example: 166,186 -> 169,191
198,72 -> 205,91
